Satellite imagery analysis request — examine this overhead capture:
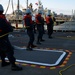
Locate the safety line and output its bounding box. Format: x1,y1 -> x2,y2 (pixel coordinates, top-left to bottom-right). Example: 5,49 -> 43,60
0,32 -> 10,38
59,64 -> 75,75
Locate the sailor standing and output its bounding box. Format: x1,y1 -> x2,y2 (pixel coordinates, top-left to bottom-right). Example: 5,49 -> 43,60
35,10 -> 44,44
46,12 -> 54,38
23,9 -> 37,50
0,4 -> 22,71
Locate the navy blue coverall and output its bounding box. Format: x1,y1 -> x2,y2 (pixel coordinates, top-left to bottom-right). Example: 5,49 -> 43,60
35,14 -> 44,44
0,14 -> 15,65
23,14 -> 35,49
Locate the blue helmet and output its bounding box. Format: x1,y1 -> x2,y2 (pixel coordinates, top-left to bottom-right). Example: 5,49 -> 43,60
0,4 -> 4,12
25,9 -> 31,14
47,12 -> 52,16
47,10 -> 52,16
38,10 -> 42,14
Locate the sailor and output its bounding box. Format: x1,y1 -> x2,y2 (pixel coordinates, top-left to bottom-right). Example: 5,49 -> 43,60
46,12 -> 54,38
0,4 -> 22,71
35,10 -> 45,44
23,9 -> 37,50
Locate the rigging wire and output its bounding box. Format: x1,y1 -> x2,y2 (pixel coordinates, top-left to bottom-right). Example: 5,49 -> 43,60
11,0 -> 14,14
5,0 -> 10,15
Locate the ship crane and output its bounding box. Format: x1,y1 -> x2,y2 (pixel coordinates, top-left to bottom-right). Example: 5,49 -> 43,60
5,0 -> 25,29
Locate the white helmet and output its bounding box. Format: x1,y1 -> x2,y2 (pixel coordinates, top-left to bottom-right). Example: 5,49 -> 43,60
0,4 -> 4,12
38,10 -> 42,14
25,9 -> 31,14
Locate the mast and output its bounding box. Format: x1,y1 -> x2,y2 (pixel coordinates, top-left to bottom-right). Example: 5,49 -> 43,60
17,0 -> 19,15
38,0 -> 42,9
26,0 -> 28,8
11,0 -> 14,14
15,0 -> 20,29
16,0 -> 20,20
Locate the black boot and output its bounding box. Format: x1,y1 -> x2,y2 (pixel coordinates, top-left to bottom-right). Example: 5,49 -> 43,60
40,39 -> 45,42
36,41 -> 41,44
36,38 -> 41,45
11,64 -> 23,71
26,43 -> 33,51
1,62 -> 10,67
31,44 -> 37,48
48,36 -> 53,39
26,47 -> 33,51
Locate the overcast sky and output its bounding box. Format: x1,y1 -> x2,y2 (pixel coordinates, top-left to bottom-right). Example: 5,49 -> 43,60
0,0 -> 75,15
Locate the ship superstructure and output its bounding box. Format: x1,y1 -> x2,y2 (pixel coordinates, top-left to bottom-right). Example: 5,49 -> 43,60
5,0 -> 73,31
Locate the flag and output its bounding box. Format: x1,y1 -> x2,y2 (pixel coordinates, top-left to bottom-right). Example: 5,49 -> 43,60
35,2 -> 38,5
